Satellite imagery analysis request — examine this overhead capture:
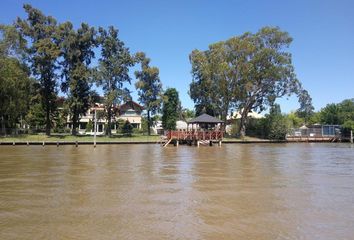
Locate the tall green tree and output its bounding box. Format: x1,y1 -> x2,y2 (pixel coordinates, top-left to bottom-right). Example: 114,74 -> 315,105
135,52 -> 163,135
296,89 -> 314,123
235,27 -> 311,137
189,49 -> 217,117
319,99 -> 354,125
0,24 -> 31,134
96,26 -> 134,136
162,88 -> 179,130
16,4 -> 61,135
319,103 -> 341,125
190,37 -> 252,121
0,57 -> 31,134
59,22 -> 96,135
189,27 -> 312,137
0,24 -> 26,59
266,104 -> 288,140
25,79 -> 46,131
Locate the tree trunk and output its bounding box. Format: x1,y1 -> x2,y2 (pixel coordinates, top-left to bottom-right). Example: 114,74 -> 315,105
45,100 -> 51,136
147,110 -> 151,136
1,116 -> 5,135
106,106 -> 112,136
72,112 -> 77,136
239,108 -> 249,138
220,103 -> 229,132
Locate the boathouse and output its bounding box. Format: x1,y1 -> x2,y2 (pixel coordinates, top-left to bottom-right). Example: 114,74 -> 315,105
286,124 -> 342,142
163,113 -> 224,147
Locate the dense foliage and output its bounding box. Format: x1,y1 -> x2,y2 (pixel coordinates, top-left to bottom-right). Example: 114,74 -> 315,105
60,22 -> 96,135
162,88 -> 180,130
1,5 -> 352,140
0,4 -> 163,136
96,26 -> 134,136
190,27 -> 313,137
16,4 -> 61,135
135,53 -> 163,135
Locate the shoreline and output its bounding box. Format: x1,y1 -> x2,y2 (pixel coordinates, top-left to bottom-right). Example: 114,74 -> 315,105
1,139 -> 347,146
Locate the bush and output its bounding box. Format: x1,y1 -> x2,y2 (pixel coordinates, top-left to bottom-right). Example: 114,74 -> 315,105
86,120 -> 93,132
122,120 -> 133,136
268,115 -> 288,140
229,120 -> 240,137
341,120 -> 354,136
116,118 -> 125,133
133,127 -> 144,134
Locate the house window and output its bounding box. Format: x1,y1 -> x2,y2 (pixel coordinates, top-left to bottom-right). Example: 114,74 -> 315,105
123,109 -> 137,116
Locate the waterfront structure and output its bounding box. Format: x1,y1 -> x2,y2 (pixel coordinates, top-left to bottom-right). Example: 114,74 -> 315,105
152,120 -> 188,135
118,100 -> 144,129
163,113 -> 224,147
287,124 -> 341,142
66,100 -> 143,134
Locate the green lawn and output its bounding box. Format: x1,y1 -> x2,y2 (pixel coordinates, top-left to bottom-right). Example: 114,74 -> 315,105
222,136 -> 270,142
0,134 -> 161,143
0,134 -> 271,143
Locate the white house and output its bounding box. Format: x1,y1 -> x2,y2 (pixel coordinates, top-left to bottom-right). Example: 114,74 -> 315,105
66,100 -> 144,134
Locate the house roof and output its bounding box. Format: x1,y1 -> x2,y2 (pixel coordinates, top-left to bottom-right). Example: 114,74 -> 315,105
119,100 -> 144,112
188,113 -> 224,124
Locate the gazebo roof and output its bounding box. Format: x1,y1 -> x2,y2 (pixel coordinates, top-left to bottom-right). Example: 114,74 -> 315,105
188,113 -> 224,124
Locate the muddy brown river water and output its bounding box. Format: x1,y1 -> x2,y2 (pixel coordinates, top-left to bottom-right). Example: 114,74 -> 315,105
0,143 -> 353,239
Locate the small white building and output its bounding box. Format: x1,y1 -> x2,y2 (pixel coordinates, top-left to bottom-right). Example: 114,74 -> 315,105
225,110 -> 264,134
152,120 -> 188,135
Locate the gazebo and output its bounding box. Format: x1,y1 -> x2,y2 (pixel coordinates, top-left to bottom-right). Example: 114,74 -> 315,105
187,113 -> 224,131
163,113 -> 224,147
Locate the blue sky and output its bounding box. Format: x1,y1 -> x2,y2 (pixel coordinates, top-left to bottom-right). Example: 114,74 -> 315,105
2,0 -> 354,113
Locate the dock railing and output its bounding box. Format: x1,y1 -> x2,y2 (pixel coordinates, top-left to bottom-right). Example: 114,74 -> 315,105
166,130 -> 223,141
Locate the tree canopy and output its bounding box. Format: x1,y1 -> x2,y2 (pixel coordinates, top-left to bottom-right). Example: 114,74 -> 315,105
16,4 -> 61,135
59,22 -> 97,135
162,88 -> 180,130
189,27 -> 313,137
135,52 -> 162,135
96,26 -> 134,136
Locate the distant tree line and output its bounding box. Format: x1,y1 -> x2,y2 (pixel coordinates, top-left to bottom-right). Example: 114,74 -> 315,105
0,4 -> 186,136
239,99 -> 354,140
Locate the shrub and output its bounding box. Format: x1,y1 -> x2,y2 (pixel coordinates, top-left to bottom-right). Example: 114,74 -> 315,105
86,120 -> 93,132
122,120 -> 133,136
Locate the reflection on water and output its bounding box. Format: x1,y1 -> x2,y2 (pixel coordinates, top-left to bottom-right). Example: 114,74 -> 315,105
0,143 -> 353,239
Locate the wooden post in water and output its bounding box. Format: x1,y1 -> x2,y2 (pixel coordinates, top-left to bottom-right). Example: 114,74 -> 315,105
94,108 -> 97,148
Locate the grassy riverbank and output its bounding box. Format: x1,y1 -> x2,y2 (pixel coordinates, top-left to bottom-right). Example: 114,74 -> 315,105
0,134 -> 161,143
222,136 -> 270,142
0,134 -> 273,144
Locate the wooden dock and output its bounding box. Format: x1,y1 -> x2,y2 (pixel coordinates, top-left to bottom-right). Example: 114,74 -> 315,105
286,136 -> 340,142
163,130 -> 223,147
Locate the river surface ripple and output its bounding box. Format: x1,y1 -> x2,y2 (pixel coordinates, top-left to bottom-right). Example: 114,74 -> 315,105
0,143 -> 353,240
